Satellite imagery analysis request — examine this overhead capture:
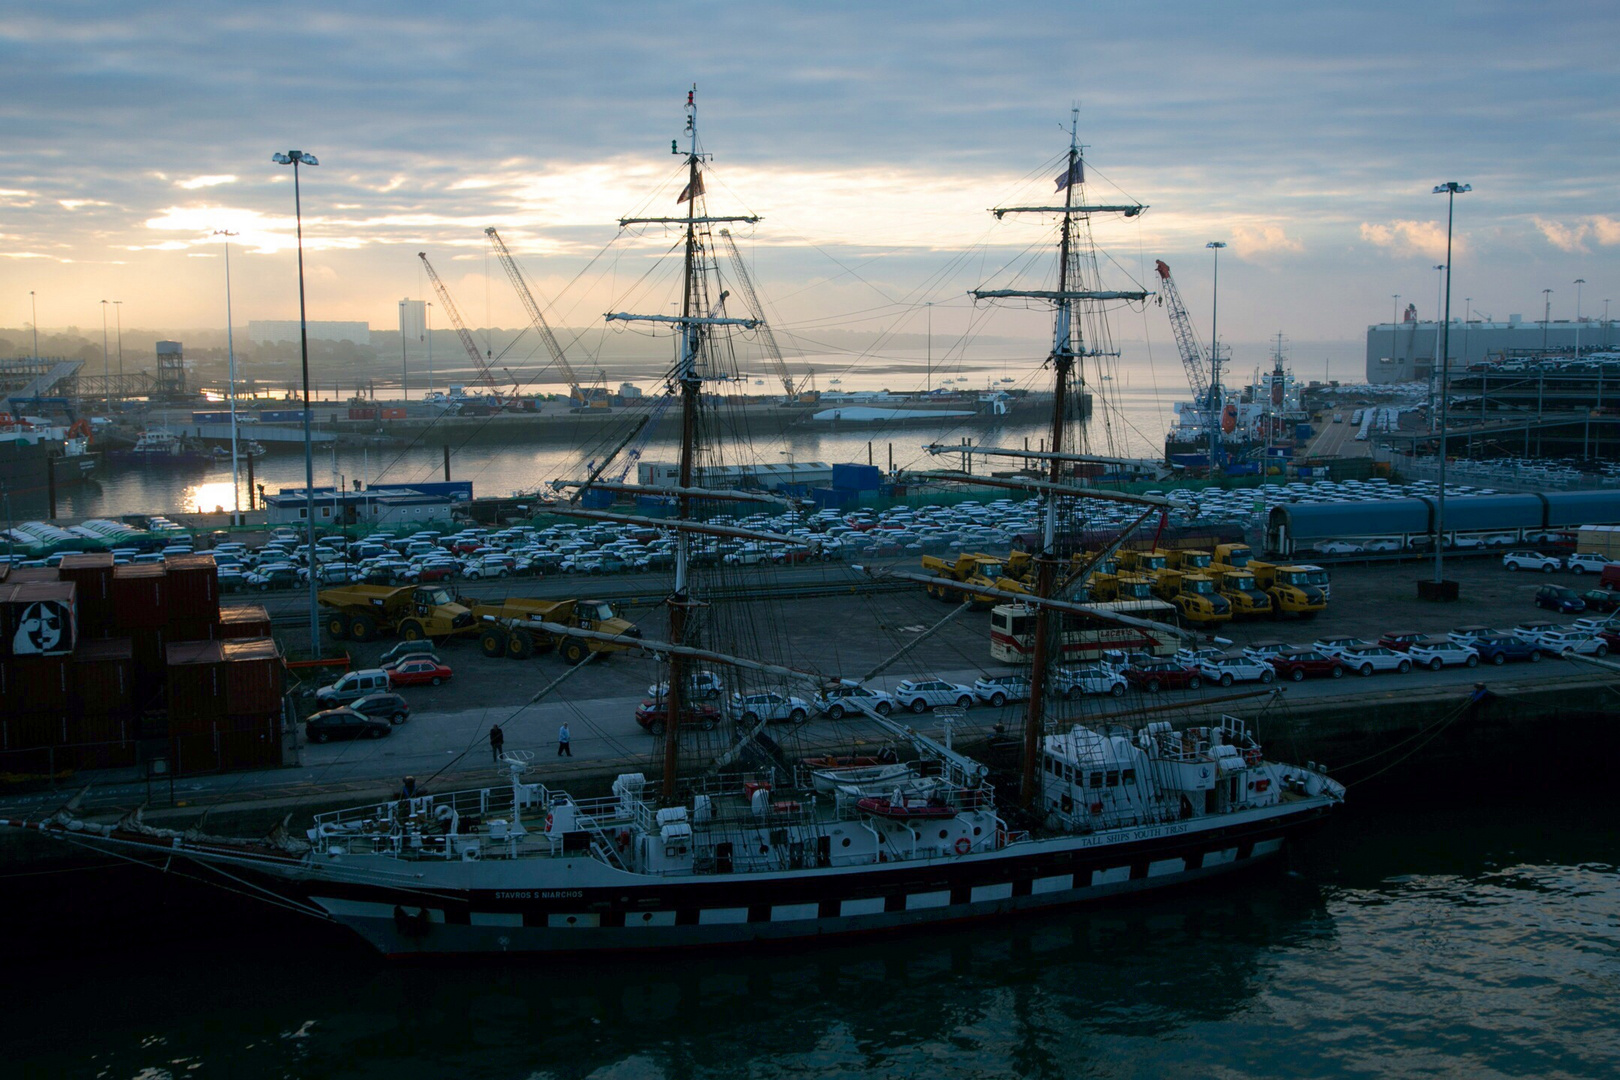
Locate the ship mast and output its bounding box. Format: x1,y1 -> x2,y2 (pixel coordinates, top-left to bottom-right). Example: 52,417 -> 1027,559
972,110 -> 1149,808
607,87 -> 760,799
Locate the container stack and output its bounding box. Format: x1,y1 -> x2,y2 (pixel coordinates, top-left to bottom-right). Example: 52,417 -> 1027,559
67,638 -> 137,768
218,638 -> 286,770
0,579 -> 78,764
112,563 -> 169,712
57,553 -> 116,638
164,553 -> 221,643
218,603 -> 273,639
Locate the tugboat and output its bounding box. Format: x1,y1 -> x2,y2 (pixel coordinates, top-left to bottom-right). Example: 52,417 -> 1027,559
108,429 -> 211,466
4,98 -> 1344,957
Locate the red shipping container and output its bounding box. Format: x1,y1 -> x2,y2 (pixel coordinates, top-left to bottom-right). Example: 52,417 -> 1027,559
129,626 -> 168,712
218,604 -> 273,639
2,566 -> 59,584
380,407 -> 407,420
348,407 -> 378,420
71,637 -> 135,716
2,580 -> 78,658
164,553 -> 220,622
217,715 -> 284,771
221,638 -> 284,716
0,655 -> 70,712
111,564 -> 168,630
168,615 -> 217,643
2,709 -> 65,750
166,640 -> 226,730
58,553 -> 115,638
59,711 -> 137,770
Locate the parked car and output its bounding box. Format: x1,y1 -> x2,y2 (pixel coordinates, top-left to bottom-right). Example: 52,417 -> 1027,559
892,678 -> 978,713
380,640 -> 442,666
647,670 -> 725,702
388,657 -> 453,687
248,564 -> 299,591
727,691 -> 812,724
352,692 -> 411,725
1469,635 -> 1545,665
1377,631 -> 1428,652
1534,585 -> 1586,614
1267,648 -> 1349,682
1339,644 -> 1414,676
635,699 -> 722,735
305,707 -> 393,743
1502,551 -> 1561,572
1564,552 -> 1615,575
1241,641 -> 1295,666
1316,541 -> 1364,555
814,683 -> 895,719
1053,665 -> 1128,698
1407,640 -> 1480,670
1512,620 -> 1565,646
1198,655 -> 1276,686
1311,636 -> 1372,658
1122,659 -> 1202,694
973,674 -> 1031,707
1580,589 -> 1620,614
314,668 -> 392,707
1447,626 -> 1505,648
1535,630 -> 1609,657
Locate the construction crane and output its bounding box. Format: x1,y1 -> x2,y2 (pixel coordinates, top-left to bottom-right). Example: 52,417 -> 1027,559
1153,259 -> 1214,420
485,227 -> 597,407
417,251 -> 503,401
717,228 -> 804,402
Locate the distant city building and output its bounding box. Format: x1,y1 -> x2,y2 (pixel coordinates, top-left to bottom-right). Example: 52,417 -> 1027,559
248,320 -> 371,346
619,382 -> 643,399
1366,317 -> 1617,383
264,486 -> 455,526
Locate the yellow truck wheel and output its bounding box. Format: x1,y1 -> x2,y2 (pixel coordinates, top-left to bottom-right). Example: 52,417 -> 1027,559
480,628 -> 508,658
561,640 -> 588,664
398,620 -> 426,641
326,615 -> 349,640
349,614 -> 377,642
506,631 -> 535,660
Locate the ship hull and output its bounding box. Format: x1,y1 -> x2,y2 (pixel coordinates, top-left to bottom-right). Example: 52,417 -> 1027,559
91,797 -> 1333,956
0,442 -> 98,497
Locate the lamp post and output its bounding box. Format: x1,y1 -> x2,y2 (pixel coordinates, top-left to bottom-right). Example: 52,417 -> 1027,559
1392,293 -> 1401,368
1542,288 -> 1552,351
925,301 -> 933,394
1462,297 -> 1472,366
100,299 -> 110,414
272,148 -> 322,655
398,299 -> 408,404
113,300 -> 123,380
1429,181 -> 1470,596
425,302 -> 434,394
1574,278 -> 1586,361
214,230 -> 242,525
1207,241 -> 1227,473
1430,265 -> 1445,429
29,291 -> 38,360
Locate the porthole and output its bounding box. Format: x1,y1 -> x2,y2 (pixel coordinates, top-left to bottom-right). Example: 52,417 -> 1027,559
973,826 -> 982,836
938,829 -> 949,839
841,837 -> 851,847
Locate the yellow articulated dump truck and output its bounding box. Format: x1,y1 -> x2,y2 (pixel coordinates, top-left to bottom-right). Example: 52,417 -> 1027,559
1119,548 -> 1171,575
471,598 -> 641,662
1090,571 -> 1156,602
920,552 -> 1007,607
317,584 -> 475,643
1166,548 -> 1214,572
1150,570 -> 1233,626
1215,569 -> 1273,618
1212,542 -> 1254,571
1247,560 -> 1329,618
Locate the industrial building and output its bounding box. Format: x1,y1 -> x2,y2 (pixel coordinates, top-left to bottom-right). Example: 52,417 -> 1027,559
264,487 -> 456,526
1365,317 -> 1617,383
247,320 -> 371,346
1267,490 -> 1620,555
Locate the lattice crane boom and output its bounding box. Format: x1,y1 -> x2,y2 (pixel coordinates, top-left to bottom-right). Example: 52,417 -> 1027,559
417,251 -> 501,397
718,228 -> 795,398
484,227 -> 583,400
1153,259 -> 1211,410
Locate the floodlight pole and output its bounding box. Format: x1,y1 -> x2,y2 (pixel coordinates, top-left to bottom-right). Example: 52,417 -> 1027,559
1431,181 -> 1469,591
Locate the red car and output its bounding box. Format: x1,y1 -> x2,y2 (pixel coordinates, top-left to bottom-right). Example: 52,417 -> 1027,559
388,657 -> 453,686
1268,648 -> 1348,682
1122,659 -> 1202,693
634,699 -> 722,735
1377,631 -> 1427,652
415,563 -> 457,582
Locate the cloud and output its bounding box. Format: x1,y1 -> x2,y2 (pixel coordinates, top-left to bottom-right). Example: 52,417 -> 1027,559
59,198 -> 113,210
176,174 -> 238,189
1230,223 -> 1301,258
1358,219 -> 1452,259
1533,215 -> 1620,253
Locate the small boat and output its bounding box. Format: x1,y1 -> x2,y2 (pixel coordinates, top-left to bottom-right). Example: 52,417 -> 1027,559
856,794 -> 957,820
109,430 -> 211,466
811,761 -> 914,794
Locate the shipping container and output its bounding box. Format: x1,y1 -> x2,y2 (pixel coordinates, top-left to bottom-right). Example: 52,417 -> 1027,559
111,564 -> 168,629
347,407 -> 378,421
168,616 -> 217,643
58,552 -> 115,638
191,411 -> 232,424
258,409 -> 312,423
170,716 -> 283,775
0,654 -> 71,713
70,637 -> 134,717
379,407 -> 407,420
221,637 -> 284,716
129,625 -> 168,712
830,463 -> 882,491
164,553 -> 220,622
166,640 -> 226,729
1,581 -> 78,657
1,710 -> 65,752
58,711 -> 137,770
218,603 -> 273,639
1,566 -> 60,584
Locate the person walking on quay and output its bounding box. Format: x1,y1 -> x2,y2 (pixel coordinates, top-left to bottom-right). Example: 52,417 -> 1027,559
557,722 -> 572,757
489,724 -> 505,762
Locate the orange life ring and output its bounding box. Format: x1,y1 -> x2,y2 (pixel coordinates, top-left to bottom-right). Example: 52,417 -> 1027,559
544,813 -> 554,831
954,837 -> 971,855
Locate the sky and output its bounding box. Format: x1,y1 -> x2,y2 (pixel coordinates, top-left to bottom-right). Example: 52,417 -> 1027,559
3,0 -> 1619,383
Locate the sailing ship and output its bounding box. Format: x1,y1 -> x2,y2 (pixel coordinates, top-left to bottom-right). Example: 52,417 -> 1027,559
3,98 -> 1343,956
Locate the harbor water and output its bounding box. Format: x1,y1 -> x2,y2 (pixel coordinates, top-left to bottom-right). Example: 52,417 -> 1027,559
9,788 -> 1618,1078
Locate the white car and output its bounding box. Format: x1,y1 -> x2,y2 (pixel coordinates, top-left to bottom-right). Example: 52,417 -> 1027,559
1566,553 -> 1616,575
727,691 -> 811,724
1511,621 -> 1565,647
1242,641 -> 1296,665
1572,614 -> 1620,636
1338,645 -> 1413,676
1408,640 -> 1480,670
1503,551 -> 1561,572
1198,655 -> 1276,686
1312,637 -> 1371,658
1535,629 -> 1610,657
461,555 -> 514,579
973,674 -> 1031,707
1053,665 -> 1128,698
1363,538 -> 1402,552
1316,541 -> 1364,555
892,678 -> 977,714
814,683 -> 895,719
647,670 -> 725,701
1447,626 -> 1505,648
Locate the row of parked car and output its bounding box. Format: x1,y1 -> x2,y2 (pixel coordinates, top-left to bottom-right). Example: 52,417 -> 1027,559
301,643 -> 455,743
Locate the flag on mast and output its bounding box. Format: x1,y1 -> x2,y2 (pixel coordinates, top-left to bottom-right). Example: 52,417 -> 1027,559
1054,160 -> 1084,191
677,174 -> 706,204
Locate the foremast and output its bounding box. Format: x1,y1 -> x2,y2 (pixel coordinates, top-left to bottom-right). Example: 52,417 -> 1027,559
606,87 -> 760,800
971,110 -> 1150,808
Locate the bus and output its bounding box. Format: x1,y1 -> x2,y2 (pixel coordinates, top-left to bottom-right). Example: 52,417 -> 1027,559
989,599 -> 1182,665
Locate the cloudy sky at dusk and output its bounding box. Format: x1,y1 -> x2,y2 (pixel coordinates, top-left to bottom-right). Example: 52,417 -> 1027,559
2,1 -> 1617,378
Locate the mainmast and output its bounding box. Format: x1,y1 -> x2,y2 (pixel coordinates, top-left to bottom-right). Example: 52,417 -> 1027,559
972,110 -> 1150,808
606,87 -> 759,800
